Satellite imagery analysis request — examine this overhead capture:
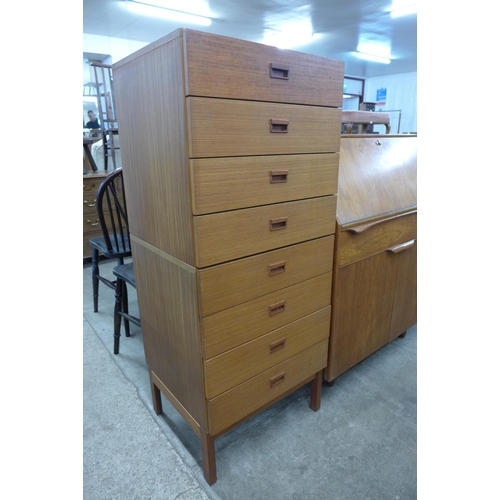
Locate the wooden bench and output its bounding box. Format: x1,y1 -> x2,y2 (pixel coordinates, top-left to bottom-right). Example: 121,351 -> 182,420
342,110 -> 391,134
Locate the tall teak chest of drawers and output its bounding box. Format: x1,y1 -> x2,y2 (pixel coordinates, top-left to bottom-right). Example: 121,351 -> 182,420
113,28 -> 344,484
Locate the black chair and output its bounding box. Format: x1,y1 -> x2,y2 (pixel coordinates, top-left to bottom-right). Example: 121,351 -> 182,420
89,168 -> 131,313
112,262 -> 141,354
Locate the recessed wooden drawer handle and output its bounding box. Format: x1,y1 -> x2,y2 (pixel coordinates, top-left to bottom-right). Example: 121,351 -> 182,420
270,119 -> 289,133
270,371 -> 286,388
270,337 -> 286,353
270,170 -> 288,183
268,261 -> 286,276
269,300 -> 285,316
270,217 -> 288,231
387,239 -> 416,254
84,199 -> 96,207
86,219 -> 100,226
270,63 -> 290,79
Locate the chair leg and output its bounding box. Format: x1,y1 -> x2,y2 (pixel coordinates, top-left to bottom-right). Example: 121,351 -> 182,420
91,248 -> 100,312
113,277 -> 123,355
122,282 -> 130,337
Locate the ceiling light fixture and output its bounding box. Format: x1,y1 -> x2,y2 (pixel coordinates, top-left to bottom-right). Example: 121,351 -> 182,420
390,3 -> 417,18
124,0 -> 212,26
355,51 -> 391,64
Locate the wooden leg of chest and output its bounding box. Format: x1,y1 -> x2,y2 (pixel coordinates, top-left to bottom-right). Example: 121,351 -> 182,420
309,370 -> 323,411
201,430 -> 217,485
150,376 -> 163,415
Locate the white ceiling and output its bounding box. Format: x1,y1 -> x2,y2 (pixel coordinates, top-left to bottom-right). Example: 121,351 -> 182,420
83,0 -> 417,79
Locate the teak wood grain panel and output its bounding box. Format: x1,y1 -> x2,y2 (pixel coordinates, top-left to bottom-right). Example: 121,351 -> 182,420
389,239 -> 417,341
130,236 -> 207,428
203,272 -> 332,359
113,36 -> 196,265
329,251 -> 398,380
198,236 -> 334,317
183,29 -> 344,107
187,97 -> 342,158
205,307 -> 330,399
191,153 -> 339,215
194,196 -> 337,268
337,135 -> 417,226
208,339 -> 328,435
338,211 -> 417,267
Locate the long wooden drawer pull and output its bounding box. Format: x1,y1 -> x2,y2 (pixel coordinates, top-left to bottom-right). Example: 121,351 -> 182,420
84,199 -> 96,207
86,219 -> 100,226
270,63 -> 290,79
269,300 -> 285,316
270,119 -> 289,133
270,170 -> 288,183
270,337 -> 286,353
345,218 -> 386,234
269,261 -> 286,276
270,217 -> 288,231
387,239 -> 416,254
270,372 -> 286,388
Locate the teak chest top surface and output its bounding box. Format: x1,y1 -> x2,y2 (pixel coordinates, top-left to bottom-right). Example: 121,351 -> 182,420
337,134 -> 417,227
113,28 -> 344,107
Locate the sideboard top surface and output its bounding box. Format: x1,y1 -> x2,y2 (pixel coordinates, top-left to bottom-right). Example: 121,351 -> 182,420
337,134 -> 417,226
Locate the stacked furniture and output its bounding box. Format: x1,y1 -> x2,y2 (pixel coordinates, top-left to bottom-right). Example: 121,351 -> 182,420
112,28 -> 344,484
325,134 -> 417,384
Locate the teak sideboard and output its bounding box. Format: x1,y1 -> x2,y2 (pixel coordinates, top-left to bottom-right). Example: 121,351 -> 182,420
325,134 -> 417,383
112,28 -> 344,484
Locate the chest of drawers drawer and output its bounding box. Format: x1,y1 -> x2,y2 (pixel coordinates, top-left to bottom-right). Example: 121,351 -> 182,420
338,211 -> 417,267
207,339 -> 328,436
203,272 -> 332,359
205,306 -> 331,398
198,235 -> 334,316
187,97 -> 341,158
183,29 -> 344,107
194,196 -> 336,268
191,153 -> 339,215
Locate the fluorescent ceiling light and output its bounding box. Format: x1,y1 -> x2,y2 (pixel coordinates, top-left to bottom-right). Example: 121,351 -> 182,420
390,3 -> 417,17
355,51 -> 391,64
263,21 -> 318,49
124,0 -> 212,26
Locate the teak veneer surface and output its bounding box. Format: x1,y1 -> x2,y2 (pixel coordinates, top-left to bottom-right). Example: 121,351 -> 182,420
113,27 -> 344,484
205,307 -> 331,398
208,340 -> 328,435
113,35 -> 195,265
203,272 -> 332,359
187,98 -> 341,158
338,211 -> 417,267
198,235 -> 334,317
191,153 -> 339,215
337,135 -> 417,226
182,29 -> 344,107
194,196 -> 337,268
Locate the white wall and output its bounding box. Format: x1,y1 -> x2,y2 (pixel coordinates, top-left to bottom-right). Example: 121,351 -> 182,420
83,34 -> 149,81
363,72 -> 417,134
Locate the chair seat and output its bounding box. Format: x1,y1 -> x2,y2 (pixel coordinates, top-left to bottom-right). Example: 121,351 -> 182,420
89,234 -> 131,259
112,262 -> 136,286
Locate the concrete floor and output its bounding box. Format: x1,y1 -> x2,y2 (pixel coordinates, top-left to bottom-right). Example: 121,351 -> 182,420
83,257 -> 417,500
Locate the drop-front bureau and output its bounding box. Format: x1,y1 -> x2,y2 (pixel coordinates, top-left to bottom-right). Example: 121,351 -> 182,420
112,28 -> 344,484
325,134 -> 417,384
